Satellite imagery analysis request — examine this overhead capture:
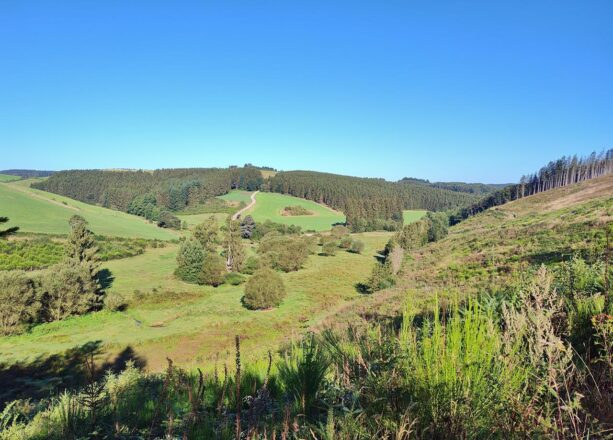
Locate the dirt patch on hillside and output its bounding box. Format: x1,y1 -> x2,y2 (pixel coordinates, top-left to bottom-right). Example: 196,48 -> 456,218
542,174 -> 613,211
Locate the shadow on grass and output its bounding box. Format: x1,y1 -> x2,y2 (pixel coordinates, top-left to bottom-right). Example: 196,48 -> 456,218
0,341 -> 146,406
97,268 -> 115,290
354,282 -> 370,295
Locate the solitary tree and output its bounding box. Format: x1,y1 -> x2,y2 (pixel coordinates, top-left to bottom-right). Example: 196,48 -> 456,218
198,252 -> 227,287
67,215 -> 101,300
243,268 -> 286,309
225,217 -> 245,272
68,216 -> 98,266
175,239 -> 205,283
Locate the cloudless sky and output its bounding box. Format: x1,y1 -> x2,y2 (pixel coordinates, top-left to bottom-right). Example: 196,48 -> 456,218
1,1 -> 611,183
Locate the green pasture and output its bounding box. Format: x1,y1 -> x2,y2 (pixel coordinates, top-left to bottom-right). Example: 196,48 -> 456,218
0,180 -> 177,240
246,192 -> 345,231
177,212 -> 229,228
0,174 -> 20,183
0,232 -> 391,370
216,190 -> 253,204
403,209 -> 427,224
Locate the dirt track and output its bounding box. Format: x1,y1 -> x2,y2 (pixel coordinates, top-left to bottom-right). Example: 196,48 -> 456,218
232,191 -> 258,220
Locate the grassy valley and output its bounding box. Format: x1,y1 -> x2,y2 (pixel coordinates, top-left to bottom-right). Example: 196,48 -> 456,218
1,155 -> 612,439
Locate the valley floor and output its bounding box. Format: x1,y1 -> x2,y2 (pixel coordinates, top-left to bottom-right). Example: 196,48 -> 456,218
0,232 -> 391,371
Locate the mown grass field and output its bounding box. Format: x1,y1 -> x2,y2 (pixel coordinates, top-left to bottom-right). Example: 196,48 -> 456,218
0,180 -> 177,240
402,209 -> 427,224
177,212 -> 229,228
0,173 -> 20,182
246,192 -> 345,231
0,232 -> 391,370
216,190 -> 253,204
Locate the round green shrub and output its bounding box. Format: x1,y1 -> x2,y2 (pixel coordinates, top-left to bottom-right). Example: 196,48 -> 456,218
243,269 -> 286,310
321,241 -> 337,256
339,236 -> 353,249
104,291 -> 127,311
198,252 -> 227,287
349,240 -> 365,254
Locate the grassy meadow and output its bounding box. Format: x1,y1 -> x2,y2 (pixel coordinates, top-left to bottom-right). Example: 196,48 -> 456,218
245,192 -> 345,231
0,180 -> 177,240
402,209 -> 427,224
0,232 -> 391,370
0,173 -> 20,182
177,212 -> 229,228
216,190 -> 253,204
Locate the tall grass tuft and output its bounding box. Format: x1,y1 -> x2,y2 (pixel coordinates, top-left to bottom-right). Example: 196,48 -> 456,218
400,298 -> 530,438
278,332 -> 329,416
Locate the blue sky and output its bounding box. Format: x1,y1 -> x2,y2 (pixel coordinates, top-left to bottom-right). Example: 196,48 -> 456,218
1,1 -> 611,183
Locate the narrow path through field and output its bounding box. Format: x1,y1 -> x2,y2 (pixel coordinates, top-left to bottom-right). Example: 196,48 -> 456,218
232,190 -> 258,220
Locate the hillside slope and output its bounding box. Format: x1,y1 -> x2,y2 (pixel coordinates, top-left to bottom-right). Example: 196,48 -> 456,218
330,174 -> 613,320
0,180 -> 177,239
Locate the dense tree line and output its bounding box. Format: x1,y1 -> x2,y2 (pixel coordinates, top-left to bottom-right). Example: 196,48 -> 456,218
33,167 -> 264,221
0,169 -> 55,178
451,149 -> 613,224
398,177 -> 507,195
265,171 -> 477,231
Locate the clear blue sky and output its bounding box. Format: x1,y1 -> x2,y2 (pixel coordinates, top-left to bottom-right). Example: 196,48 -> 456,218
1,1 -> 611,183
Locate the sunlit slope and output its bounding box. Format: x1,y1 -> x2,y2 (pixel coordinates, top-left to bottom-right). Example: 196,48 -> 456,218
404,173 -> 613,294
246,192 -> 345,231
331,174 -> 613,323
0,180 -> 177,239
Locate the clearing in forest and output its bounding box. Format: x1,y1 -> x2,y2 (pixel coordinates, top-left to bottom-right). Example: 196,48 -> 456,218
402,209 -> 427,224
245,192 -> 345,231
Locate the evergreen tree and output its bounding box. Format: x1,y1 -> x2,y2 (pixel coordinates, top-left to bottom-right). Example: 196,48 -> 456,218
0,271 -> 40,335
41,263 -> 101,321
225,217 -> 245,272
426,212 -> 449,242
175,239 -> 205,283
67,215 -> 100,286
193,216 -> 220,251
366,260 -> 395,292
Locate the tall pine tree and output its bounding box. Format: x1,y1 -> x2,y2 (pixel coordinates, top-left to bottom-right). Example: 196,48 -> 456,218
67,215 -> 100,281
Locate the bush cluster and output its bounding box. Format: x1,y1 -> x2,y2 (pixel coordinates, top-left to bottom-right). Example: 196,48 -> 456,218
257,235 -> 311,272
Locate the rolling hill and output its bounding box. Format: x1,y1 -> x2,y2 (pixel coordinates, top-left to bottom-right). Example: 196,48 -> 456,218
0,180 -> 177,240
